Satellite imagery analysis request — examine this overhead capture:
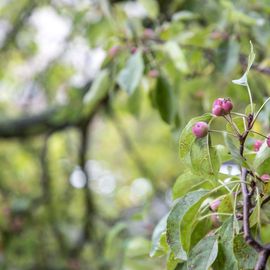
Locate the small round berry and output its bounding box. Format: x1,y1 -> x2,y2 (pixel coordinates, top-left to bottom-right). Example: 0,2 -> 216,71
212,105 -> 224,116
210,214 -> 220,228
131,47 -> 137,54
213,98 -> 224,106
210,199 -> 221,212
108,45 -> 120,58
192,122 -> 209,138
222,99 -> 233,114
261,174 -> 270,182
210,31 -> 223,40
143,28 -> 155,39
254,140 -> 263,152
267,136 -> 270,147
148,69 -> 159,78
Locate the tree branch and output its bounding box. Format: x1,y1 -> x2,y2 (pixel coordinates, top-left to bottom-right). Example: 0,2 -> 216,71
240,168 -> 263,253
239,114 -> 270,269
0,0 -> 40,52
0,83 -> 108,139
69,121 -> 96,258
0,107 -> 76,138
109,108 -> 156,181
39,133 -> 68,256
255,250 -> 270,270
261,195 -> 270,207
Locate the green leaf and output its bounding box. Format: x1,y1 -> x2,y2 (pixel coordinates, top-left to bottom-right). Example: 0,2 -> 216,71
187,235 -> 218,270
226,117 -> 245,135
179,114 -> 213,159
245,103 -> 256,115
190,216 -> 212,250
150,214 -> 168,257
128,87 -> 142,117
11,197 -> 31,213
163,41 -> 188,73
167,252 -> 181,270
126,237 -> 151,258
155,75 -> 175,124
261,224 -> 270,243
213,217 -> 238,270
104,222 -> 127,260
172,11 -> 199,21
254,141 -> 270,174
176,263 -> 187,270
249,195 -> 261,228
139,0 -> 159,19
223,132 -> 249,168
233,234 -> 258,269
83,69 -> 110,115
218,193 -> 233,221
117,51 -> 144,95
173,171 -> 204,199
216,38 -> 240,75
232,41 -> 255,86
181,200 -> 206,254
215,144 -> 231,163
190,135 -> 220,178
166,190 -> 209,260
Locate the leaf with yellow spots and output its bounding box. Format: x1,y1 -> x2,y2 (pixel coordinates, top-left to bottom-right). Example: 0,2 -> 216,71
190,135 -> 220,179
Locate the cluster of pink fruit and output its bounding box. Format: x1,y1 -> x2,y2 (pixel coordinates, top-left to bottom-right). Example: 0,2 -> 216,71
108,28 -> 159,79
192,98 -> 233,138
191,97 -> 270,182
253,139 -> 270,151
212,97 -> 233,116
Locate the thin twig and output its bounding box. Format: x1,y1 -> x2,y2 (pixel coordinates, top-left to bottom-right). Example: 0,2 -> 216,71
209,129 -> 237,137
249,130 -> 268,139
261,196 -> 270,207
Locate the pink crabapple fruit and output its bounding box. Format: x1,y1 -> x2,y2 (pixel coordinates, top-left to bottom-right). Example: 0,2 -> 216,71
210,214 -> 220,228
108,45 -> 120,58
212,105 -> 224,116
254,140 -> 263,152
210,199 -> 221,212
148,69 -> 159,78
192,122 -> 209,138
213,98 -> 224,106
261,174 -> 270,182
143,28 -> 155,39
130,47 -> 137,54
212,98 -> 233,116
222,99 -> 233,114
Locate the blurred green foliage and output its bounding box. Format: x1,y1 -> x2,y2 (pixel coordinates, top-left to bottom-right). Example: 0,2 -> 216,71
0,0 -> 270,269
